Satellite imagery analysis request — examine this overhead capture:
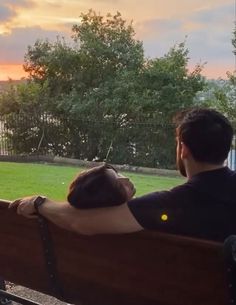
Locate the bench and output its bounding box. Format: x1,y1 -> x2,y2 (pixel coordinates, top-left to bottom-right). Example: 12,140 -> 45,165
0,199 -> 234,305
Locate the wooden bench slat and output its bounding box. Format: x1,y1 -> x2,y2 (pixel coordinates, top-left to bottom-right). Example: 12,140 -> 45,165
0,199 -> 230,305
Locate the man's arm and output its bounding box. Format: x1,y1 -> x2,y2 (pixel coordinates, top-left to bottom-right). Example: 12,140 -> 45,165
10,197 -> 143,235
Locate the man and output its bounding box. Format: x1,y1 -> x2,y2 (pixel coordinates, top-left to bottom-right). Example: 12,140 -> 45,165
10,108 -> 236,241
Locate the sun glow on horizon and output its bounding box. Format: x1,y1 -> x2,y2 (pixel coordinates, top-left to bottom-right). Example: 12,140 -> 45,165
0,62 -> 232,81
0,65 -> 27,81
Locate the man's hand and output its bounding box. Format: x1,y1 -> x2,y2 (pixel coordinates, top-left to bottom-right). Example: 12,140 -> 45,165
9,196 -> 39,219
9,196 -> 143,235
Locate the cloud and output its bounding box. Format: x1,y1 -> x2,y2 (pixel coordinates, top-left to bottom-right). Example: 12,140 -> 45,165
191,3 -> 233,25
186,28 -> 232,61
135,1 -> 234,77
43,0 -> 62,9
136,18 -> 186,58
136,18 -> 183,38
184,3 -> 234,64
0,0 -> 234,79
0,0 -> 35,24
0,26 -> 72,64
88,0 -> 121,2
0,5 -> 16,22
79,0 -> 120,3
2,0 -> 35,9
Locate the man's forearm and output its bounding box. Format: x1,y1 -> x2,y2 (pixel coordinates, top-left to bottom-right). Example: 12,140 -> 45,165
38,199 -> 143,235
38,199 -> 79,232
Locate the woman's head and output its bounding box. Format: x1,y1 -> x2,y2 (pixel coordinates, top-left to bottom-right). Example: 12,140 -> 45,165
67,163 -> 135,209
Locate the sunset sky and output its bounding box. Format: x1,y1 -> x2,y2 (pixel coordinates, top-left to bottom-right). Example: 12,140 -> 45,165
0,0 -> 235,80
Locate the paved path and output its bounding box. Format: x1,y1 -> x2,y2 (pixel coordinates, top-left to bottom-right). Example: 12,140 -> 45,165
5,285 -> 73,305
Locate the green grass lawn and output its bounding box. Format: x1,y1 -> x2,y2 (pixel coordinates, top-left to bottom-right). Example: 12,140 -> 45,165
0,162 -> 184,201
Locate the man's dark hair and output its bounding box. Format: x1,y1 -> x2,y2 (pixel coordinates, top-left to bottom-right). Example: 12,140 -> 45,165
67,163 -> 127,209
174,108 -> 233,164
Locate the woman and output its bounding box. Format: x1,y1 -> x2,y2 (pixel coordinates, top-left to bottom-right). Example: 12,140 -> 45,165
67,163 -> 136,209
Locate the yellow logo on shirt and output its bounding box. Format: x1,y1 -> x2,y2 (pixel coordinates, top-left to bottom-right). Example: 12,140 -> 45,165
161,214 -> 168,221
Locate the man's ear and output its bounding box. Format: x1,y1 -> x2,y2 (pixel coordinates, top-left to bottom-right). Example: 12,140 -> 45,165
181,142 -> 191,159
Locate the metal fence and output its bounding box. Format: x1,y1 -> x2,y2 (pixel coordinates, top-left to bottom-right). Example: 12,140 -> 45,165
0,113 -> 235,170
0,119 -> 11,156
0,114 -> 176,169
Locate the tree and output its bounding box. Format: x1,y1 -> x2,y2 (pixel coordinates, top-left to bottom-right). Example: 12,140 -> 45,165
23,11 -> 144,108
21,11 -> 145,161
141,43 -> 204,120
232,24 -> 236,65
118,43 -> 205,167
24,38 -> 80,99
0,82 -> 47,115
0,82 -> 71,155
1,10 -> 205,168
196,25 -> 236,129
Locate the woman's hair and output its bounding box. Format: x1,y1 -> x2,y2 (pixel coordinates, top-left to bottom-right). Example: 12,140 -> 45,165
67,163 -> 128,209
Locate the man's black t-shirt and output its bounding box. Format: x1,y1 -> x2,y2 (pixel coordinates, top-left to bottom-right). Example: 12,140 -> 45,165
127,167 -> 236,242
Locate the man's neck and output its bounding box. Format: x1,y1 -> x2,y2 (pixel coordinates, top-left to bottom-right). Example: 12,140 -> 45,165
186,162 -> 225,179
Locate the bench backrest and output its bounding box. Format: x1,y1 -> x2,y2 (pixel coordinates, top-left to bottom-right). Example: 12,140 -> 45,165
0,199 -> 229,305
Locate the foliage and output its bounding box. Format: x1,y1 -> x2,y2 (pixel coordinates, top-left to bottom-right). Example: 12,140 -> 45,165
194,78 -> 236,128
232,25 -> 236,59
0,10 -> 205,168
0,82 -> 46,115
195,25 -> 236,129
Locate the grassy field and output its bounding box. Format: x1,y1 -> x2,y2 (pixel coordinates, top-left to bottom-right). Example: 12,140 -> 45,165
0,162 -> 184,201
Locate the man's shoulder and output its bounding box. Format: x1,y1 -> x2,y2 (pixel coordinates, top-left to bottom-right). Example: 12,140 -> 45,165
126,182 -> 194,231
128,181 -> 192,209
